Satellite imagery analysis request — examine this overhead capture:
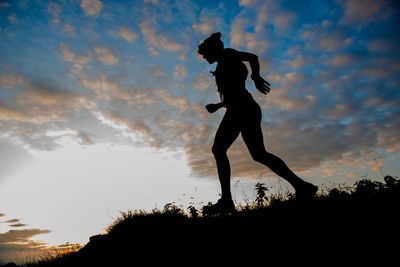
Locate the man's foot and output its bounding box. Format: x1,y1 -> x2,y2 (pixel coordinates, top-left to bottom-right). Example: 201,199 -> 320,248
296,182 -> 318,200
202,198 -> 236,216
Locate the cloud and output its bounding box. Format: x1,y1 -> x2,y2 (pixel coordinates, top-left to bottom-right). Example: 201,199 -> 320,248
286,55 -> 306,68
192,10 -> 222,35
322,19 -> 332,28
0,102 -> 27,122
5,219 -> 20,223
10,223 -> 28,227
140,20 -> 185,58
239,0 -> 257,6
64,24 -> 75,34
3,76 -> 81,124
0,2 -> 10,8
300,23 -> 354,52
108,112 -> 163,148
327,54 -> 357,67
0,228 -> 51,262
193,72 -> 214,91
339,0 -> 394,25
192,20 -> 215,35
77,131 -> 94,145
231,0 -> 297,48
318,31 -> 353,51
266,91 -> 315,111
148,65 -> 168,80
273,10 -> 296,31
173,65 -> 187,79
95,47 -> 119,65
80,0 -> 103,16
7,72 -> 71,126
154,89 -> 191,114
47,3 -> 61,25
15,82 -> 73,107
118,26 -> 137,43
60,44 -> 92,75
73,65 -> 206,149
367,38 -> 398,53
230,18 -> 268,53
182,123 -> 217,176
0,73 -> 27,89
6,14 -> 17,24
0,69 -> 93,152
377,117 -> 400,153
144,0 -> 159,4
0,228 -> 51,245
359,58 -> 399,79
79,73 -> 130,100
230,1 -> 290,53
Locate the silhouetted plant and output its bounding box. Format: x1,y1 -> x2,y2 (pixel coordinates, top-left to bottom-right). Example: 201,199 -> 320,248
105,210 -> 151,233
254,182 -> 268,207
24,243 -> 81,267
384,175 -> 399,188
267,190 -> 293,208
187,205 -> 198,218
201,201 -> 214,215
162,202 -> 184,216
354,179 -> 384,195
327,185 -> 352,199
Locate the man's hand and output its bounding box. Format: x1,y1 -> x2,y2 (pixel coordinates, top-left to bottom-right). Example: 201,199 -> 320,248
251,74 -> 271,95
205,103 -> 223,113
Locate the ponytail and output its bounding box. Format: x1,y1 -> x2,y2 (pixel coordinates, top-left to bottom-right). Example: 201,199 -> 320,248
198,32 -> 224,55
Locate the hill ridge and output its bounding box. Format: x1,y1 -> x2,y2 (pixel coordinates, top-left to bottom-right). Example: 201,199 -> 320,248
23,176 -> 400,266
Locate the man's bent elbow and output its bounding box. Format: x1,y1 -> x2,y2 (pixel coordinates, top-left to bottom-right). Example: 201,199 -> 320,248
249,54 -> 259,64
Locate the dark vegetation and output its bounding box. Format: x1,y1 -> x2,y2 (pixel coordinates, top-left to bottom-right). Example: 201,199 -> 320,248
17,176 -> 400,266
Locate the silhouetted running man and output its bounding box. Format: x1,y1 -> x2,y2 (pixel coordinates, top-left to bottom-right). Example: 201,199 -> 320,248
198,32 -> 318,215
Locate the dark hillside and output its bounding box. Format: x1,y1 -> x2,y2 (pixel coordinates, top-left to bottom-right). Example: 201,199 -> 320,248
23,176 -> 400,266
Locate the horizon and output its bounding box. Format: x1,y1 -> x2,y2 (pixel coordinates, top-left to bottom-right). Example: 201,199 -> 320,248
1,0 -> 399,263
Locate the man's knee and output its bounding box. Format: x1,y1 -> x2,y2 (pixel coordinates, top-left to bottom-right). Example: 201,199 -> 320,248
250,150 -> 267,163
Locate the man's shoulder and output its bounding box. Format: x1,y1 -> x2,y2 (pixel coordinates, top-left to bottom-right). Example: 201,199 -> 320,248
222,48 -> 240,60
223,48 -> 238,54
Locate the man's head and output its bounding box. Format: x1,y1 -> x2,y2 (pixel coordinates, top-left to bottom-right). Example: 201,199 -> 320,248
198,32 -> 224,64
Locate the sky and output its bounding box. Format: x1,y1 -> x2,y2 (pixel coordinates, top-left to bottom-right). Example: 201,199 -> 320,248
0,0 -> 399,263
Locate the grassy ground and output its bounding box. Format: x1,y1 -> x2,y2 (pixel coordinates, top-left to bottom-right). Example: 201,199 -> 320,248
18,175 -> 400,266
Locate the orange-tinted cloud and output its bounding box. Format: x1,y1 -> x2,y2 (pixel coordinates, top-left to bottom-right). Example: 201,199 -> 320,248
118,26 -> 137,43
340,0 -> 394,25
80,0 -> 103,16
140,20 -> 185,57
